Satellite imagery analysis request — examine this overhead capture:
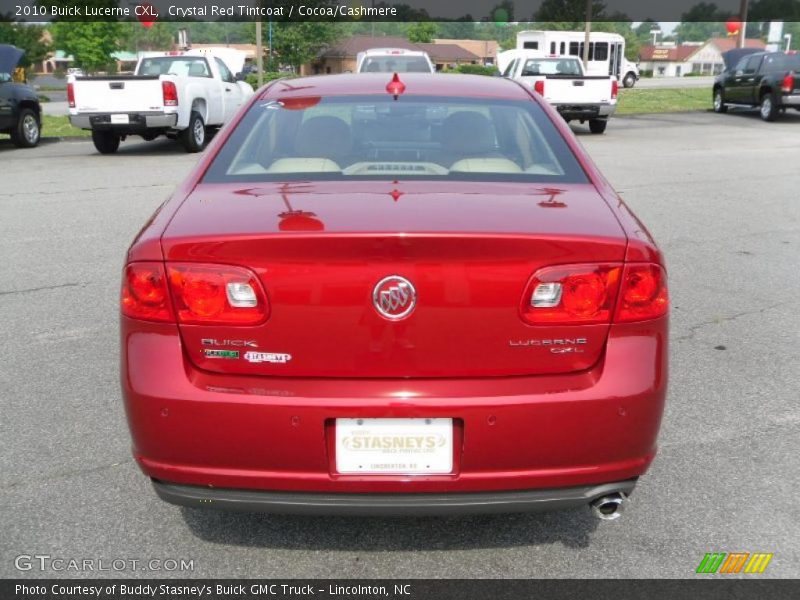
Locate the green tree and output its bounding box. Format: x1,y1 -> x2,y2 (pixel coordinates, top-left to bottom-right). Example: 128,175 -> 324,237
0,23 -> 51,68
118,22 -> 175,52
673,3 -> 727,42
50,22 -> 121,72
437,21 -> 478,39
407,22 -> 438,43
269,22 -> 340,73
39,0 -> 120,72
785,22 -> 800,51
635,19 -> 660,44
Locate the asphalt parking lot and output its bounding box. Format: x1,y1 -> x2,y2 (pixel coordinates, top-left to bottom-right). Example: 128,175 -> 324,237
1,109 -> 798,578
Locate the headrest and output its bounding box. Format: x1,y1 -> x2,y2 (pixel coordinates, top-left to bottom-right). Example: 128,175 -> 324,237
295,116 -> 352,162
441,111 -> 495,156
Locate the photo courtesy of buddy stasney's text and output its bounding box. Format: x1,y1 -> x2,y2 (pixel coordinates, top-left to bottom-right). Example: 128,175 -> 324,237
13,583 -> 411,597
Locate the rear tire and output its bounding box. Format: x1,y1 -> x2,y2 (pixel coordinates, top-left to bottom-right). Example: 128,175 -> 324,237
180,111 -> 206,153
589,119 -> 608,134
713,88 -> 728,113
91,130 -> 120,154
622,73 -> 636,88
759,92 -> 778,121
10,108 -> 40,148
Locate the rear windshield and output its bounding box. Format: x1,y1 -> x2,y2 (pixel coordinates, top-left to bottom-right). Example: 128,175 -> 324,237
360,56 -> 431,73
521,59 -> 582,77
137,56 -> 210,78
762,53 -> 800,72
203,94 -> 588,184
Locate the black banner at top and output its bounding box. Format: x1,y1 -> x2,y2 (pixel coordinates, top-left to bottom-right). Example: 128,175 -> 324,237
3,0 -> 800,23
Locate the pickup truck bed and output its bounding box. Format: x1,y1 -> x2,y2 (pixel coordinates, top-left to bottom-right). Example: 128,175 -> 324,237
69,75 -> 178,132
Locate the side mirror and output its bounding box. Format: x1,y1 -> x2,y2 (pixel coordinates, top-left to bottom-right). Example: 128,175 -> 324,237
735,70 -> 744,77
235,72 -> 244,81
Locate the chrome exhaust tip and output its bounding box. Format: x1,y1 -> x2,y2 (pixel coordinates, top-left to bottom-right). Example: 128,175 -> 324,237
590,493 -> 627,520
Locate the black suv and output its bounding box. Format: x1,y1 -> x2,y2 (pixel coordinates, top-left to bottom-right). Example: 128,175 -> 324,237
713,49 -> 800,121
0,44 -> 41,148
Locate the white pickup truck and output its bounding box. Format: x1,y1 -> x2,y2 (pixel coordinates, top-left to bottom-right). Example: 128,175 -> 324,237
503,54 -> 618,134
68,49 -> 254,153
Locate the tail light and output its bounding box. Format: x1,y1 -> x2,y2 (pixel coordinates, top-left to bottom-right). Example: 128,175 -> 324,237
521,263 -> 668,325
521,264 -> 622,325
121,262 -> 173,322
167,263 -> 268,325
533,80 -> 545,96
121,262 -> 269,325
162,80 -> 178,106
611,79 -> 619,100
67,82 -> 75,108
615,264 -> 668,322
781,72 -> 794,93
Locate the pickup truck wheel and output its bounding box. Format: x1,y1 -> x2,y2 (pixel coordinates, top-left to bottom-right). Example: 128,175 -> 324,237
180,111 -> 207,153
91,130 -> 120,154
588,119 -> 608,134
622,73 -> 636,88
10,109 -> 40,148
759,93 -> 778,121
713,89 -> 728,113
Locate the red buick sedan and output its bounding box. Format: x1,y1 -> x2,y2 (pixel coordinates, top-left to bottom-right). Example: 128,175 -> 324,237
120,73 -> 668,519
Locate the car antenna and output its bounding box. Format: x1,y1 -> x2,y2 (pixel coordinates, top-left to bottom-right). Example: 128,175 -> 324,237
386,73 -> 405,100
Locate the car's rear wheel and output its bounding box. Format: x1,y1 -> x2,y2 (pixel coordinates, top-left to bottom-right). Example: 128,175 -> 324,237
180,111 -> 206,153
10,108 -> 40,148
622,73 -> 636,88
759,92 -> 778,121
713,89 -> 728,113
92,130 -> 121,154
588,119 -> 608,134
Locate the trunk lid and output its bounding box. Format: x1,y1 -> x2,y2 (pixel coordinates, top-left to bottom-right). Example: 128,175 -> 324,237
162,181 -> 627,378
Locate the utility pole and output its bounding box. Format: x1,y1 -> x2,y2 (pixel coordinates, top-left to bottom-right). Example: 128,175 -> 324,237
583,0 -> 592,69
256,19 -> 263,87
738,0 -> 749,48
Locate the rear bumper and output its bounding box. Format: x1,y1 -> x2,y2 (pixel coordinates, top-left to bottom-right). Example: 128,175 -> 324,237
153,478 -> 638,516
781,94 -> 800,106
69,112 -> 178,131
556,103 -> 616,120
122,316 -> 667,505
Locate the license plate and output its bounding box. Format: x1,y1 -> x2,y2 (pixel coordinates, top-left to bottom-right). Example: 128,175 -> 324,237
110,114 -> 129,124
335,418 -> 453,475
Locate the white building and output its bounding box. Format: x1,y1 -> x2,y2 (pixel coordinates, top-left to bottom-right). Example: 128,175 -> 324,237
639,37 -> 766,77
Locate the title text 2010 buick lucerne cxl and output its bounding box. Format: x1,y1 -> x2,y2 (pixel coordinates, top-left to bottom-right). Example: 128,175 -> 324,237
120,73 -> 668,520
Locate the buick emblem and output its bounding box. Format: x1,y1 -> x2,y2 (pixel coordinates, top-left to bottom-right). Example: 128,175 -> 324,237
372,276 -> 416,320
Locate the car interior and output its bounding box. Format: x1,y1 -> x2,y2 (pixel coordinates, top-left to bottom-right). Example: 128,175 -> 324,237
225,99 -> 567,178
520,59 -> 582,77
138,57 -> 211,78
360,57 -> 433,73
